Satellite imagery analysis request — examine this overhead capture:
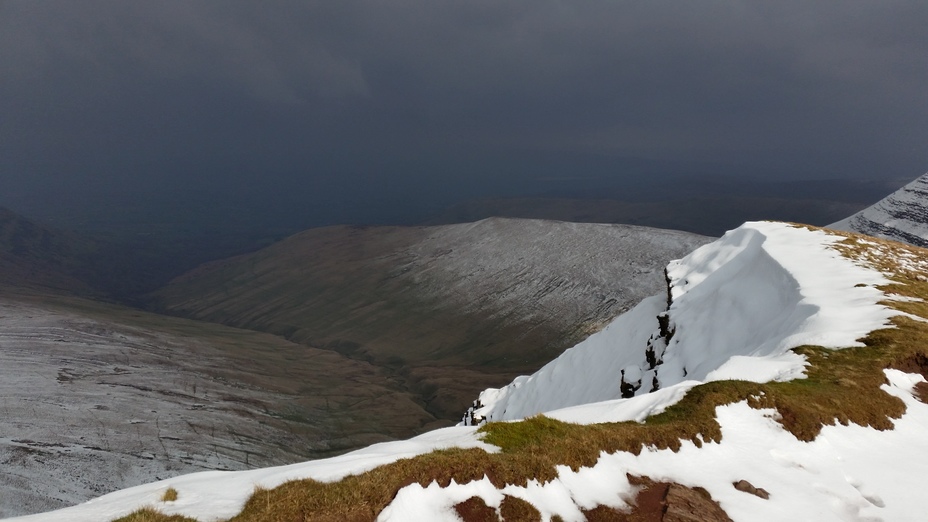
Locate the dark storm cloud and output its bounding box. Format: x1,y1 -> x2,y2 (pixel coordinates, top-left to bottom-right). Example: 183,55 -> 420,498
1,0 -> 926,221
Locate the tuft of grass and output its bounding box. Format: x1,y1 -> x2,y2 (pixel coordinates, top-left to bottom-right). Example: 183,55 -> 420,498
161,487 -> 179,502
499,496 -> 541,521
115,227 -> 928,522
112,507 -> 197,522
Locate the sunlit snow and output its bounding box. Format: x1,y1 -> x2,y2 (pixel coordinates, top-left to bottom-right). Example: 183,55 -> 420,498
469,222 -> 895,424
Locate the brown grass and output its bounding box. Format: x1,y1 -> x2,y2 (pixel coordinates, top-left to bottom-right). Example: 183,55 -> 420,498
499,496 -> 541,521
116,227 -> 928,522
113,507 -> 197,522
454,496 -> 499,522
161,488 -> 179,502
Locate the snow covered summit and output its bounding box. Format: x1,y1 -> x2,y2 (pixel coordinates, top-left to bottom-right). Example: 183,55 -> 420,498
830,171 -> 928,248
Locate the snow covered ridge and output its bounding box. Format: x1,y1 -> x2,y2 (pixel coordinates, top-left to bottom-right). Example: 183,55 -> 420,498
465,221 -> 898,424
10,221 -> 928,522
830,171 -> 928,248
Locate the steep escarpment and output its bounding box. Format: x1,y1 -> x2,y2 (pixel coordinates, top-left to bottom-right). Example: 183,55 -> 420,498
830,172 -> 928,248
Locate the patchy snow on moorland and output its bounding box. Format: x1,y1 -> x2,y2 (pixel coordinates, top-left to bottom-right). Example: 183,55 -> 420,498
385,371 -> 928,522
7,221 -> 927,522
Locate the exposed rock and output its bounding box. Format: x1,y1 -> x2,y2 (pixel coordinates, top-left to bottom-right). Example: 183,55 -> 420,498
664,484 -> 733,522
606,477 -> 733,522
733,479 -> 770,500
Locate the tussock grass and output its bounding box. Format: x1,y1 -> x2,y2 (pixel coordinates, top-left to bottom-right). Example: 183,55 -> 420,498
161,488 -> 179,502
116,227 -> 928,522
113,507 -> 196,522
499,496 -> 541,521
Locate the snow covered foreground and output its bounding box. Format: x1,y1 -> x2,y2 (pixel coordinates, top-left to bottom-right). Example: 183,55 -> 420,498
10,221 -> 928,522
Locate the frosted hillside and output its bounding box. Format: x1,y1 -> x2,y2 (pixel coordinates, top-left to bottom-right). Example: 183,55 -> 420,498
9,221 -> 928,522
830,171 -> 928,248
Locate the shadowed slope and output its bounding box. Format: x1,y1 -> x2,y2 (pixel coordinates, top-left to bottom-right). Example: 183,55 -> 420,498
0,207 -> 100,295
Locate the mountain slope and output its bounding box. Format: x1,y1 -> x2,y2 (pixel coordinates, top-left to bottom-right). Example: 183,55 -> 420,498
17,222 -> 928,522
0,207 -> 99,295
830,171 -> 928,247
0,292 -> 439,518
152,218 -> 710,420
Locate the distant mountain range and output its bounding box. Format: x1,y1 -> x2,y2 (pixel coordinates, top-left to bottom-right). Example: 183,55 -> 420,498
829,172 -> 928,248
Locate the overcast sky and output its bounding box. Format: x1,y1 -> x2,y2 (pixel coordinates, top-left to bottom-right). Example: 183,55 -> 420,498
2,0 -> 926,226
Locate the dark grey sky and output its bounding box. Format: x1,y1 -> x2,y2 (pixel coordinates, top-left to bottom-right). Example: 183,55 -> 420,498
2,0 -> 927,226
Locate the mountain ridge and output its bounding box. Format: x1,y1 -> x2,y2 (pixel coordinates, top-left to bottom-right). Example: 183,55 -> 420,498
830,171 -> 928,248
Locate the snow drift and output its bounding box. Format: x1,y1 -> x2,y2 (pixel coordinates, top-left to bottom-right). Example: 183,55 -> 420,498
465,221 -> 895,424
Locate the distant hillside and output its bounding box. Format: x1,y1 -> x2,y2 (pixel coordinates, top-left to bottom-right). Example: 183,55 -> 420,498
152,218 -> 711,421
830,171 -> 928,247
0,207 -> 100,295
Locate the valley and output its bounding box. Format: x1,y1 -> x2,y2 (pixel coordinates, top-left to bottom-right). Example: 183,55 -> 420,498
151,218 -> 711,421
